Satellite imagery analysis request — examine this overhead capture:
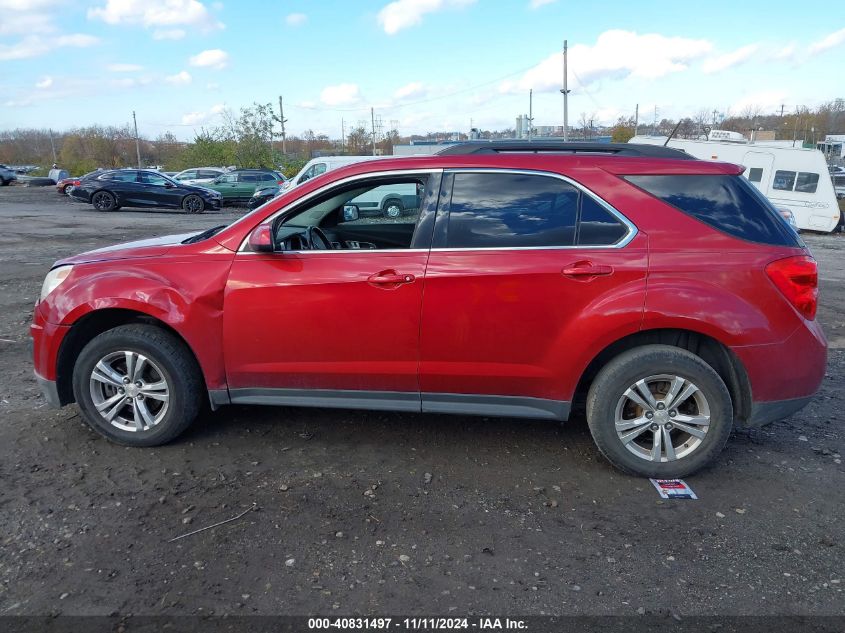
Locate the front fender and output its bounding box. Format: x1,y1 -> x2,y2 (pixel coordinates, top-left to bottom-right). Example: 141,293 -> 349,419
40,258 -> 233,390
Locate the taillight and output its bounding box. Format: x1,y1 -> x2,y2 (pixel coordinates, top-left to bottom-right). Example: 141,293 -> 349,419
765,256 -> 818,320
277,180 -> 285,185
73,180 -> 80,186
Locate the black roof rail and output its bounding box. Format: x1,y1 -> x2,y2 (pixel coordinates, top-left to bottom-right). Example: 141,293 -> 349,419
435,141 -> 692,159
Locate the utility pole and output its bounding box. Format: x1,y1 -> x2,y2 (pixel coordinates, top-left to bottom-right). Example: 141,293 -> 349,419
560,39 -> 570,141
652,106 -> 658,136
712,109 -> 718,127
275,96 -> 288,156
779,104 -> 785,118
341,118 -> 345,151
48,128 -> 56,164
132,111 -> 141,168
371,107 -> 376,156
634,104 -> 639,137
528,89 -> 533,142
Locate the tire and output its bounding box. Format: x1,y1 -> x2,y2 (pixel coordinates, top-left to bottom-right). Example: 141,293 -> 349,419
182,194 -> 205,214
71,324 -> 203,447
62,184 -> 73,194
585,344 -> 733,478
383,198 -> 403,218
1,178 -> 8,186
91,190 -> 117,212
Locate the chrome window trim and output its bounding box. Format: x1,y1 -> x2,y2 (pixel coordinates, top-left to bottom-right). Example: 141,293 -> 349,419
437,168 -> 638,250
237,168 -> 443,252
235,166 -> 638,254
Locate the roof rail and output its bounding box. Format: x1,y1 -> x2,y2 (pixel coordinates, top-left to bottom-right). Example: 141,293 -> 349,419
436,141 -> 692,159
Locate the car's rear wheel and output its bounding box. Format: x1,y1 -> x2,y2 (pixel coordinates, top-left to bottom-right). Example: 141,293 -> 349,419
72,324 -> 203,447
182,194 -> 205,214
1,178 -> 9,186
585,344 -> 733,478
383,198 -> 403,218
91,191 -> 117,212
62,184 -> 73,194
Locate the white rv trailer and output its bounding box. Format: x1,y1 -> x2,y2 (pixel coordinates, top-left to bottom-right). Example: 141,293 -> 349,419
630,133 -> 841,232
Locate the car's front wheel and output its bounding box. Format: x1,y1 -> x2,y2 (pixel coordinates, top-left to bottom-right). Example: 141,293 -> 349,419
72,324 -> 203,446
586,345 -> 733,478
182,194 -> 205,214
91,191 -> 117,212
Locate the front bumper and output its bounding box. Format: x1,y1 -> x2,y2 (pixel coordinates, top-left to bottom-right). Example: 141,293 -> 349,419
35,372 -> 63,408
206,197 -> 223,210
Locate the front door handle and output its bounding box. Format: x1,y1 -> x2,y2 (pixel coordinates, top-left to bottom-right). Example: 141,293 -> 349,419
368,270 -> 415,286
562,261 -> 613,278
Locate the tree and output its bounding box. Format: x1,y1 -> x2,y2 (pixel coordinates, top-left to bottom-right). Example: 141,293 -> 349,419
345,126 -> 371,155
610,116 -> 635,143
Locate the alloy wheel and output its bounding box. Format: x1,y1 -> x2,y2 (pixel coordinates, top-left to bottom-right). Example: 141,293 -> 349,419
614,373 -> 710,462
89,350 -> 170,432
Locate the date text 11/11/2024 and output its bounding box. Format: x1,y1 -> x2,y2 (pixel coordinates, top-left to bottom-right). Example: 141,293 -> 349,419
307,618 -> 528,630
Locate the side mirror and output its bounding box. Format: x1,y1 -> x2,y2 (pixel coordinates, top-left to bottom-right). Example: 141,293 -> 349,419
164,181 -> 175,188
248,225 -> 275,253
343,204 -> 360,221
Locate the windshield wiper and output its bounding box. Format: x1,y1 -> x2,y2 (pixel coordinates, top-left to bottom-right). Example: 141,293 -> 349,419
182,225 -> 227,244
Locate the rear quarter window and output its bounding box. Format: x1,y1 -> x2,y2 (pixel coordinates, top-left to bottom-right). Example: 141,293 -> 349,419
624,174 -> 800,247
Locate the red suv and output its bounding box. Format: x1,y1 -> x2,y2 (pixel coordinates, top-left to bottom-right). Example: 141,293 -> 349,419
30,142 -> 826,477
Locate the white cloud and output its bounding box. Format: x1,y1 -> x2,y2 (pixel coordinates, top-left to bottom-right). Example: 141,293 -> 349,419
771,43 -> 797,61
0,12 -> 55,35
87,0 -> 223,33
165,70 -> 192,85
0,33 -> 99,61
320,83 -> 361,106
394,81 -> 426,99
730,90 -> 788,116
206,81 -> 220,90
529,0 -> 556,8
808,27 -> 845,56
500,30 -> 712,95
377,0 -> 475,35
35,76 -> 53,89
189,48 -> 229,69
702,44 -> 758,74
286,13 -> 307,27
107,62 -> 143,72
153,28 -> 186,40
181,103 -> 226,125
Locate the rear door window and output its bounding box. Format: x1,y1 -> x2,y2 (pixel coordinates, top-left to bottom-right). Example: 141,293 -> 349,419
625,174 -> 799,246
446,173 -> 578,248
577,196 -> 629,246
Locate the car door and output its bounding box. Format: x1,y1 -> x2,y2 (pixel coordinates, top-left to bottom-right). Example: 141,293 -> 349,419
212,173 -> 239,200
222,171 -> 441,410
235,173 -> 260,200
418,170 -> 647,420
137,171 -> 182,208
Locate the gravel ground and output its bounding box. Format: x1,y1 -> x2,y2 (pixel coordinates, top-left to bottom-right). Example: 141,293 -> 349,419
0,185 -> 842,617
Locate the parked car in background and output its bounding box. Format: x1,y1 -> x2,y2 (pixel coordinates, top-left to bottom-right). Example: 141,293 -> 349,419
69,169 -> 222,213
172,168 -> 225,186
32,142 -> 825,477
204,169 -> 286,205
56,170 -> 105,195
0,164 -> 18,186
248,184 -> 282,209
283,156 -> 390,191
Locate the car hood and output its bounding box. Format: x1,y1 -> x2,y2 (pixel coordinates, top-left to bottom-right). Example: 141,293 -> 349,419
55,232 -> 197,266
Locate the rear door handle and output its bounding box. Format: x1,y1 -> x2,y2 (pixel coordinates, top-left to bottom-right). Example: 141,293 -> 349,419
368,271 -> 415,286
562,262 -> 613,278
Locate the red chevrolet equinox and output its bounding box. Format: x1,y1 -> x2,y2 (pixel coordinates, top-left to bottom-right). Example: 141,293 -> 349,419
30,142 -> 826,477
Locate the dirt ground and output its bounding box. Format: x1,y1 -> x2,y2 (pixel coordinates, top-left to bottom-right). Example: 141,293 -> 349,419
0,185 -> 843,618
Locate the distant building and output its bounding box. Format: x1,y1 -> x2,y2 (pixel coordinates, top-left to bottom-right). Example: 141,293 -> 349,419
818,134 -> 845,159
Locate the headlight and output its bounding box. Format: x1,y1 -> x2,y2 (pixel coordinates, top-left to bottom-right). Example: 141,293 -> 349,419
40,265 -> 73,301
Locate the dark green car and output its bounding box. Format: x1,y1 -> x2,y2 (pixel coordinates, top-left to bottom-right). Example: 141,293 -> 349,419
203,169 -> 286,204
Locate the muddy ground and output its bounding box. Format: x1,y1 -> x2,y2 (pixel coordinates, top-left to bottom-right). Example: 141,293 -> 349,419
0,185 -> 842,617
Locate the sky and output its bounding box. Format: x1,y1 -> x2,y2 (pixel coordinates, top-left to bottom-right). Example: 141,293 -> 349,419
1,0 -> 844,141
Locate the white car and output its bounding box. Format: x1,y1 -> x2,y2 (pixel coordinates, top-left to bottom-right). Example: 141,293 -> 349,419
172,168 -> 225,186
283,156 -> 391,191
